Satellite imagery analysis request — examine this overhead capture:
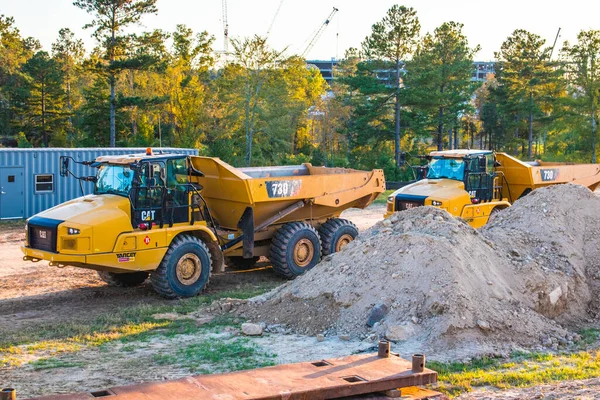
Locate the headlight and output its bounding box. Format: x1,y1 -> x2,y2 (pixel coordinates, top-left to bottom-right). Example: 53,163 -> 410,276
431,200 -> 443,206
67,227 -> 80,235
387,196 -> 395,203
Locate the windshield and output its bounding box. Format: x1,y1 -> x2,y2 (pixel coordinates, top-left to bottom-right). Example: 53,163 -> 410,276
427,157 -> 465,181
95,164 -> 134,196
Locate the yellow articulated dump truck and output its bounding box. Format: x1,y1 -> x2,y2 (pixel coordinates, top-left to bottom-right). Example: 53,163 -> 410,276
21,149 -> 385,298
385,149 -> 600,228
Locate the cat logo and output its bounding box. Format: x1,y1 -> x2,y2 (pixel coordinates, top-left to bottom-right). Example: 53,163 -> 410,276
141,210 -> 156,221
116,252 -> 136,263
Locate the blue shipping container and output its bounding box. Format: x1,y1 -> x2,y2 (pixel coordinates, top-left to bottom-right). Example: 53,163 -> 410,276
0,147 -> 198,219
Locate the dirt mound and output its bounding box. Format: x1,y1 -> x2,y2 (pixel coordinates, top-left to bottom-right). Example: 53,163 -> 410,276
242,184 -> 600,360
483,184 -> 600,321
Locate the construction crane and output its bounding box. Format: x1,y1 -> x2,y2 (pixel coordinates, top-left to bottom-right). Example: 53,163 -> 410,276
266,0 -> 285,40
222,0 -> 229,54
302,7 -> 338,58
549,27 -> 561,60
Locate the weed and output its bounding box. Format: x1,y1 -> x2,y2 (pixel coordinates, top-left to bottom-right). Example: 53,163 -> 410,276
30,358 -> 84,371
579,328 -> 600,345
434,351 -> 600,397
153,337 -> 275,373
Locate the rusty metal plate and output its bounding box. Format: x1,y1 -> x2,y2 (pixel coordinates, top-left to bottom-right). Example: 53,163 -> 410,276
341,386 -> 448,399
30,353 -> 438,400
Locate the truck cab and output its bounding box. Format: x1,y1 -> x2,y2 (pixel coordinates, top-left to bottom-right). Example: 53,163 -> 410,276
385,150 -> 508,228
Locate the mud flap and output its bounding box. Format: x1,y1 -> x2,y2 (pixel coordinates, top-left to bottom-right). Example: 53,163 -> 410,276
238,207 -> 255,259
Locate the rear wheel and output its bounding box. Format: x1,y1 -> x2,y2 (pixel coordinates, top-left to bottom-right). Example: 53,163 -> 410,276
319,218 -> 359,256
225,256 -> 260,270
97,271 -> 149,287
151,234 -> 211,299
270,222 -> 321,279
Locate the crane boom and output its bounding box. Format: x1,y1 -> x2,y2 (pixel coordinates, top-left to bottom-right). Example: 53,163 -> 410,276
302,7 -> 338,57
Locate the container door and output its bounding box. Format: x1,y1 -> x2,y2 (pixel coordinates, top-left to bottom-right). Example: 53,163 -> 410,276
0,167 -> 24,219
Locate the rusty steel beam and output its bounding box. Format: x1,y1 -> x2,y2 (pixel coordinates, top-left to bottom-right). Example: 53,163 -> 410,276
29,353 -> 439,400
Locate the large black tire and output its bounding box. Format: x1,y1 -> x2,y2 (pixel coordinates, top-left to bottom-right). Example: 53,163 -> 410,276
270,222 -> 321,279
150,234 -> 212,299
225,256 -> 260,270
97,271 -> 149,287
319,218 -> 359,256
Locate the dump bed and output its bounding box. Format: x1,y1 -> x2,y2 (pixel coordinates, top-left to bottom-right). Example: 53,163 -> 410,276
190,157 -> 385,230
496,153 -> 600,201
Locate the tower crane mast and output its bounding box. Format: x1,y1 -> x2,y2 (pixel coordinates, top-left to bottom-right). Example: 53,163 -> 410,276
222,0 -> 229,53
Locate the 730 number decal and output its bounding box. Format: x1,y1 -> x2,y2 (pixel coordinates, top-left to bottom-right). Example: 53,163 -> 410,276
540,168 -> 559,182
266,180 -> 302,198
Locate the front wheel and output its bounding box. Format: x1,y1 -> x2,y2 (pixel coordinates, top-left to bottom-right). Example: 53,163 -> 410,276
270,222 -> 321,279
151,234 -> 212,299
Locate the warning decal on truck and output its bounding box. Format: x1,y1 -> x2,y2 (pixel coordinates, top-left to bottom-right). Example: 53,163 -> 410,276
266,180 -> 302,198
540,168 -> 559,182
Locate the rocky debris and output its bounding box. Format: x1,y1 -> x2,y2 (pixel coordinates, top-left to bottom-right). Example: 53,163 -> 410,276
316,334 -> 325,342
152,313 -> 194,321
241,184 -> 600,360
152,313 -> 214,326
241,322 -> 263,336
210,298 -> 248,313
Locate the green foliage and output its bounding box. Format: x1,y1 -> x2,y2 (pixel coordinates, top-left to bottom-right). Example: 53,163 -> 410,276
361,5 -> 420,168
2,6 -> 600,176
404,21 -> 480,151
493,29 -> 559,159
16,131 -> 32,148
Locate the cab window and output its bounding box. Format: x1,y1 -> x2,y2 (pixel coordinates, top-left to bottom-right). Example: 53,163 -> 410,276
167,158 -> 188,187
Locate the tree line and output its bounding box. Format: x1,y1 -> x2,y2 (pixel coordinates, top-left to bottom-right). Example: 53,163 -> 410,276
0,3 -> 599,177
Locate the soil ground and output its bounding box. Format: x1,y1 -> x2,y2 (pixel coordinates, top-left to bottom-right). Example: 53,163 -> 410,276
1,203 -> 599,399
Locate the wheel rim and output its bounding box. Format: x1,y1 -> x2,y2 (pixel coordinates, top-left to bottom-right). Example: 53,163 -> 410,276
293,238 -> 314,268
176,253 -> 202,285
335,233 -> 354,252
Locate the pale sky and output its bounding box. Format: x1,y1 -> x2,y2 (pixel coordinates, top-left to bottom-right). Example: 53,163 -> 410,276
2,0 -> 599,61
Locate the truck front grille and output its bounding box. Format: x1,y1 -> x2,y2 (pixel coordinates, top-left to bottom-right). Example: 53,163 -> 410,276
396,200 -> 422,211
27,217 -> 62,253
395,195 -> 427,211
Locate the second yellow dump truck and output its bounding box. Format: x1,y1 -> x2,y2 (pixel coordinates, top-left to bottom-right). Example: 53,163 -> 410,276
386,149 -> 600,227
21,150 -> 385,298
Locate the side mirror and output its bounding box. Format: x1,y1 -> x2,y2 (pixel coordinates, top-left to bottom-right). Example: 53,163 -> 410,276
60,156 -> 69,177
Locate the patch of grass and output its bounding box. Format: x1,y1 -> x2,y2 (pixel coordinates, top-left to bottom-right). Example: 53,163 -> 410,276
0,282 -> 277,349
30,358 -> 84,370
579,328 -> 600,345
0,219 -> 26,230
1,354 -> 24,368
432,351 -> 600,397
0,282 -> 277,367
153,337 -> 276,373
373,190 -> 395,205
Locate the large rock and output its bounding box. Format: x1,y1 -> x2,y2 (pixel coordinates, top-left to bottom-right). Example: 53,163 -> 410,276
367,303 -> 389,327
241,322 -> 263,336
385,324 -> 415,342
